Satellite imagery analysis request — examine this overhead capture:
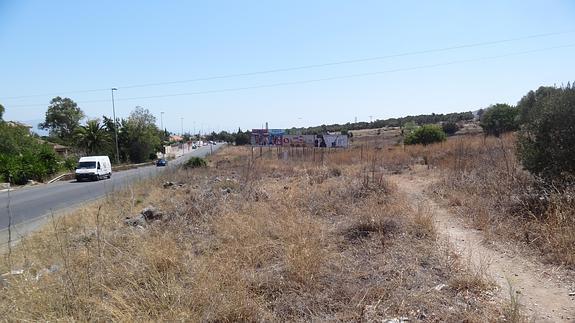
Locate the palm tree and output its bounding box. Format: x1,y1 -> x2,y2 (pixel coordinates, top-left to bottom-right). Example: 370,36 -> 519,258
74,119 -> 111,155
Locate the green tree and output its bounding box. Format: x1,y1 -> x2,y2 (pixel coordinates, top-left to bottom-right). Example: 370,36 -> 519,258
404,125 -> 446,145
476,108 -> 485,120
0,104 -> 4,121
0,121 -> 33,154
101,116 -> 121,163
120,107 -> 162,163
234,128 -> 250,146
517,85 -> 575,182
214,130 -> 235,143
74,119 -> 111,155
39,97 -> 84,143
0,119 -> 62,184
480,103 -> 519,136
516,86 -> 562,124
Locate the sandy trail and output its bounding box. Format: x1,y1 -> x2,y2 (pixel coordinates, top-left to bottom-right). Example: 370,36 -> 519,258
392,173 -> 575,322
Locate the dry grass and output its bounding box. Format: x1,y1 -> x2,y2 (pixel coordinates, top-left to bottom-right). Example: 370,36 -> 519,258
0,146 -> 501,321
406,134 -> 575,268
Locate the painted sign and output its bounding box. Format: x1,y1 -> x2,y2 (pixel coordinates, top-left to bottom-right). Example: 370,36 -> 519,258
251,130 -> 349,148
251,129 -> 285,146
323,135 -> 349,148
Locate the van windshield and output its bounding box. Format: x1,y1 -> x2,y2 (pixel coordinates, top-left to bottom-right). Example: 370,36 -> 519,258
77,161 -> 97,169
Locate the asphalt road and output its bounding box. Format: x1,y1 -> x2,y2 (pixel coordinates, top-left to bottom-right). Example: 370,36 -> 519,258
0,144 -> 224,235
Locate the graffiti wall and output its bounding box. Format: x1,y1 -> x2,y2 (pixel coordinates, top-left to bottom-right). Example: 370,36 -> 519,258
250,130 -> 348,148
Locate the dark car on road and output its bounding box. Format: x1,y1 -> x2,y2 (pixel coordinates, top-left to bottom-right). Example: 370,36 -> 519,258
156,159 -> 167,167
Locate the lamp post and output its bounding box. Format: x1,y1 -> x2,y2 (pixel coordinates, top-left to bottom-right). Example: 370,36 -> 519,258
111,88 -> 120,164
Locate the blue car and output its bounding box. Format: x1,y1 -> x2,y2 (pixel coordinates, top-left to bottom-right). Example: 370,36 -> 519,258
156,159 -> 167,167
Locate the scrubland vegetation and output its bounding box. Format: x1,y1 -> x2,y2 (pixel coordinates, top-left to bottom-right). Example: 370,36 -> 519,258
1,84 -> 573,321
423,134 -> 575,267
0,146 -> 503,321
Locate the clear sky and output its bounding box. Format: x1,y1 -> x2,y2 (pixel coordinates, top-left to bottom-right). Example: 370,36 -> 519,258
1,0 -> 574,134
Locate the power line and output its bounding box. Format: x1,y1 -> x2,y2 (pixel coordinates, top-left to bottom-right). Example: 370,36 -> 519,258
6,43 -> 575,109
1,30 -> 574,101
115,30 -> 575,89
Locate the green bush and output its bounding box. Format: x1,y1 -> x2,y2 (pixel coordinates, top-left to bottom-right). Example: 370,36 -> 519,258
0,145 -> 62,185
441,122 -> 460,136
63,156 -> 78,172
480,103 -> 520,136
517,85 -> 575,182
0,110 -> 63,184
404,125 -> 446,146
184,157 -> 207,169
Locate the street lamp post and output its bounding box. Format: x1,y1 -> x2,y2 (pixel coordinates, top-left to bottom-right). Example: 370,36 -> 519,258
111,88 -> 120,164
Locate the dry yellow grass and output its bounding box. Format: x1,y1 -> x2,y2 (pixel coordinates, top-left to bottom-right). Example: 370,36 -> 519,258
0,146 -> 502,321
399,134 -> 575,268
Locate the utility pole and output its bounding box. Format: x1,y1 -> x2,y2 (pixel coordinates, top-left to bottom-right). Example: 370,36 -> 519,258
111,88 -> 120,164
369,115 -> 373,123
181,117 -> 184,135
160,111 -> 164,132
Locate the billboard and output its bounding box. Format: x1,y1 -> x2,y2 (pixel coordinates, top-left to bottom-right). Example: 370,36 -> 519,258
323,135 -> 348,148
250,130 -> 348,148
282,135 -> 316,147
251,129 -> 285,146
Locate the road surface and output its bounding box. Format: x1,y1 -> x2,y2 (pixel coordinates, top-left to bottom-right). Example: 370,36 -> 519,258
0,144 -> 224,245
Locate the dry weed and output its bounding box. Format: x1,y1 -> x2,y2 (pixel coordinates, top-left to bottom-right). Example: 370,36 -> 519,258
0,145 -> 501,321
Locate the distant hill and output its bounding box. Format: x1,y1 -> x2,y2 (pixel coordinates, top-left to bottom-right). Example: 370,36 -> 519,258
286,111 -> 475,135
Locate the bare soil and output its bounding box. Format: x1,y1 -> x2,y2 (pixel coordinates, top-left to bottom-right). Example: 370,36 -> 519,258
393,168 -> 575,322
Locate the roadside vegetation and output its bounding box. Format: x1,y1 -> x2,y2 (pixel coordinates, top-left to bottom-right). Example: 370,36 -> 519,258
0,146 -> 502,321
0,105 -> 62,184
0,99 -> 253,185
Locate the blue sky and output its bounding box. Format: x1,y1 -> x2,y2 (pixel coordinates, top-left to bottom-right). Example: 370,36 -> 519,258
1,1 -> 574,134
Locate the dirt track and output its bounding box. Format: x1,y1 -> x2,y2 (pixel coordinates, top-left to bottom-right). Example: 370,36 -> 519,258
393,171 -> 575,322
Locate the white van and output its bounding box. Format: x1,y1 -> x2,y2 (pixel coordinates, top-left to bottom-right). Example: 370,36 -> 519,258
75,156 -> 112,181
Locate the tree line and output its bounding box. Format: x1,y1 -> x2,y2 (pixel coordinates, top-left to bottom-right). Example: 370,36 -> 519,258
0,97 -> 252,184
403,83 -> 575,184
37,97 -> 166,164
2,83 -> 573,184
285,111 -> 474,135
0,103 -> 62,184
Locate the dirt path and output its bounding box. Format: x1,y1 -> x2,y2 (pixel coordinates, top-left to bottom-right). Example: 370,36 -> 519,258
392,172 -> 575,322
